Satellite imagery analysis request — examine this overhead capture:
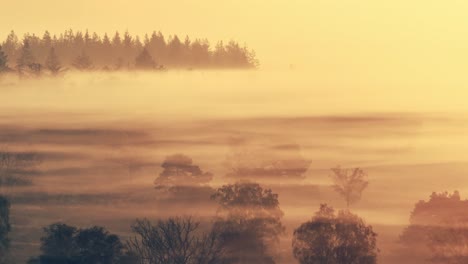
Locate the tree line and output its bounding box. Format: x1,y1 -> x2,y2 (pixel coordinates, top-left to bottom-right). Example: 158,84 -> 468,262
0,30 -> 258,76
4,181 -> 375,264
2,150 -> 466,263
0,151 -> 378,264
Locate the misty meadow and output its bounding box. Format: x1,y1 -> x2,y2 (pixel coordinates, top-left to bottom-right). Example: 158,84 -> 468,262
1,70 -> 468,264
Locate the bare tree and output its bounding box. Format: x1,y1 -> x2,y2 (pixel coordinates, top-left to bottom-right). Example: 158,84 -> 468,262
330,167 -> 369,208
127,217 -> 224,264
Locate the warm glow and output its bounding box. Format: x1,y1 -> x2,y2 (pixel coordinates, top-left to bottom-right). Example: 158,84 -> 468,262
1,1 -> 468,264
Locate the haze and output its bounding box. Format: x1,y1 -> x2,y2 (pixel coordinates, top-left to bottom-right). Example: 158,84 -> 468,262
1,1 -> 468,264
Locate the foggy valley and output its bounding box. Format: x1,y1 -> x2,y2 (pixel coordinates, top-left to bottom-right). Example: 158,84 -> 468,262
2,1 -> 468,263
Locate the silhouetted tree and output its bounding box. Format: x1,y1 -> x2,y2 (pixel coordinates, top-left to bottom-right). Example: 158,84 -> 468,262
73,51 -> 93,70
39,223 -> 78,261
127,217 -> 224,264
74,226 -> 124,264
292,204 -> 378,264
112,32 -> 122,48
330,167 -> 369,208
42,31 -> 52,50
0,196 -> 11,264
154,154 -> 213,189
213,41 -> 227,67
100,33 -> 112,66
211,182 -> 285,264
16,39 -> 37,76
135,48 -> 156,70
2,31 -> 19,67
35,223 -> 124,264
167,35 -> 182,66
0,46 -> 8,72
45,47 -> 63,75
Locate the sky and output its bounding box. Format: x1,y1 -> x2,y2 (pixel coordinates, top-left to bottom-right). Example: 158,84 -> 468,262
1,1 -> 468,80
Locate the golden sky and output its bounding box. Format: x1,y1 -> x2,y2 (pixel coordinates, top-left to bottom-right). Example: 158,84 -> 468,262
1,0 -> 468,77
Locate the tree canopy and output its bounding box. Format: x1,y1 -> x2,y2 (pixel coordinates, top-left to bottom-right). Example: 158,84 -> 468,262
211,182 -> 285,264
400,191 -> 468,263
33,223 -> 124,264
154,154 -> 213,189
292,204 -> 378,264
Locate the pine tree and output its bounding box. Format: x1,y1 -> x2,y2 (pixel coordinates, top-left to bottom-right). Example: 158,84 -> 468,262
84,30 -> 91,46
167,35 -> 182,65
134,36 -> 143,50
102,33 -> 111,47
16,39 -> 36,75
45,47 -> 63,75
0,45 -> 8,72
135,47 -> 156,69
72,51 -> 93,70
123,30 -> 133,48
112,31 -> 122,47
42,31 -> 52,48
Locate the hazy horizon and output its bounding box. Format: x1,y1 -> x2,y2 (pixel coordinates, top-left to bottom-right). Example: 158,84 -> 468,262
2,1 -> 468,74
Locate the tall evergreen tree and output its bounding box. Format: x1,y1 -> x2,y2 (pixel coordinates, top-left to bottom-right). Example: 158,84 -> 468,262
42,31 -> 52,48
102,33 -> 111,47
0,45 -> 8,72
73,51 -> 93,70
123,31 -> 133,48
135,47 -> 156,70
167,35 -> 182,65
45,47 -> 63,75
84,30 -> 91,46
16,40 -> 36,75
2,31 -> 18,68
112,31 -> 122,47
